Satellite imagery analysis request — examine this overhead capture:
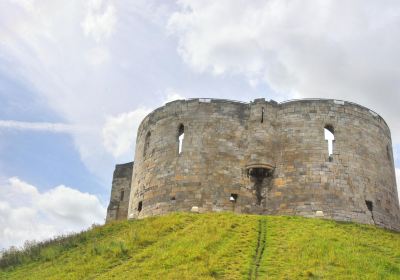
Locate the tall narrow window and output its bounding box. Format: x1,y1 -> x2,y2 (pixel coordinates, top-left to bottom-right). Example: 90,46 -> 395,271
120,190 -> 124,201
386,145 -> 392,162
365,200 -> 373,211
137,201 -> 143,212
143,131 -> 151,157
365,200 -> 375,223
178,124 -> 184,154
324,125 -> 335,157
261,107 -> 265,123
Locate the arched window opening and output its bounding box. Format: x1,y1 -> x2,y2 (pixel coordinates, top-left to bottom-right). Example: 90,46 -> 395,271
324,125 -> 335,158
143,131 -> 151,157
178,124 -> 184,154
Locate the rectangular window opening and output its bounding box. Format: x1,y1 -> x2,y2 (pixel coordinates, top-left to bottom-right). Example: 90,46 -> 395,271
230,193 -> 238,202
178,124 -> 185,155
138,201 -> 143,212
324,125 -> 335,159
365,200 -> 373,212
178,133 -> 184,154
120,190 -> 124,201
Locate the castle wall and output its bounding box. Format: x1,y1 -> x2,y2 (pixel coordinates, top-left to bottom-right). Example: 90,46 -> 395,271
106,162 -> 133,222
127,98 -> 400,231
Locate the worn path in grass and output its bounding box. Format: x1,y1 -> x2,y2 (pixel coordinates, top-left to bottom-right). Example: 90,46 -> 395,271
249,217 -> 267,280
1,213 -> 399,279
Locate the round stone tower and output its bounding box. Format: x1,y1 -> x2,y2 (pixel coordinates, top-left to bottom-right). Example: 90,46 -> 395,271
127,98 -> 400,231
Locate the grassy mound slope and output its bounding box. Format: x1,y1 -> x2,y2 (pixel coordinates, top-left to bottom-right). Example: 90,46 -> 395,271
1,213 -> 399,279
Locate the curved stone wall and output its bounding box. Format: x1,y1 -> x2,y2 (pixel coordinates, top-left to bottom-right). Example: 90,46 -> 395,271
127,98 -> 400,231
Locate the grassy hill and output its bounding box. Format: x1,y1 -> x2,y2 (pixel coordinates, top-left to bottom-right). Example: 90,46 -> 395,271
0,212 -> 399,279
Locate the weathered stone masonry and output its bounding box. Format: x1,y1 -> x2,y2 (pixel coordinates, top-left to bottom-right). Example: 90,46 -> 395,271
107,98 -> 400,231
106,162 -> 133,223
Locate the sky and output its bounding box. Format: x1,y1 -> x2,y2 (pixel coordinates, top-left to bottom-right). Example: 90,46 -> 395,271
0,0 -> 399,250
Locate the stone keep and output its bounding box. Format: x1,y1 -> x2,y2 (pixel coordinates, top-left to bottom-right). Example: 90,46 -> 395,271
106,98 -> 400,231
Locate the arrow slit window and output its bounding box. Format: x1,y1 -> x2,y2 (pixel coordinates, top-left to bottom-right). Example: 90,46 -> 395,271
178,124 -> 184,154
324,125 -> 335,160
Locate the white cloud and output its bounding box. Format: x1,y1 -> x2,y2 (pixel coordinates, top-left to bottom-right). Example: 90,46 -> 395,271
0,1 -> 149,182
8,177 -> 38,197
38,185 -> 105,224
85,46 -> 110,66
81,0 -> 117,42
0,177 -> 106,249
101,91 -> 186,159
168,0 -> 400,144
164,88 -> 185,103
0,1 -> 186,185
102,107 -> 151,158
10,0 -> 34,11
0,120 -> 83,133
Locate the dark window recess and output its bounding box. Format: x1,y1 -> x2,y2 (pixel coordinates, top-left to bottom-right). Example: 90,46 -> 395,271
120,190 -> 124,201
365,200 -> 375,224
386,145 -> 392,161
230,193 -> 238,202
143,131 -> 151,157
138,201 -> 143,212
261,107 -> 265,123
170,196 -> 176,201
325,124 -> 334,134
365,200 -> 373,211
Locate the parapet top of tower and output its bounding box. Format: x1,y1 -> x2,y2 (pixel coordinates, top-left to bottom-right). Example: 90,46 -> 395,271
137,97 -> 389,134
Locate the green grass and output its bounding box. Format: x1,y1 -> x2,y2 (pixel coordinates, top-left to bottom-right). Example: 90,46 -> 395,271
0,213 -> 399,279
